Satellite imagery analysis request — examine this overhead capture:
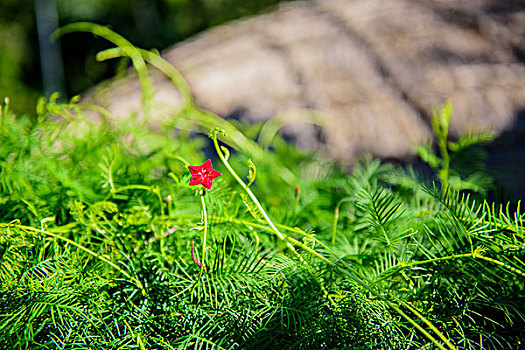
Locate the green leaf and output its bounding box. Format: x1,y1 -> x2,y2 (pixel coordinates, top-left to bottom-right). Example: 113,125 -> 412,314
220,146 -> 230,161
415,144 -> 441,170
448,131 -> 494,152
36,97 -> 47,116
247,159 -> 256,187
241,193 -> 261,220
431,100 -> 453,139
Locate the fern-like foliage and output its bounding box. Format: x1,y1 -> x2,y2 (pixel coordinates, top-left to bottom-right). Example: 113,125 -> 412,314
1,25 -> 524,350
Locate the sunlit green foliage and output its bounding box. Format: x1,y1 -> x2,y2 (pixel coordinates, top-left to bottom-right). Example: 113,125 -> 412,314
1,24 -> 524,349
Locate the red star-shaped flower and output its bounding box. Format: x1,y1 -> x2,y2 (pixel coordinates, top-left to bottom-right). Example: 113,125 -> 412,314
188,159 -> 222,190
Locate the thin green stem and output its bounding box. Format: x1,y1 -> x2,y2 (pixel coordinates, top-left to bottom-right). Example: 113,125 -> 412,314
332,206 -> 339,246
402,253 -> 472,270
200,193 -> 208,272
210,129 -> 298,257
438,137 -> 450,186
476,255 -> 525,277
382,249 -> 525,279
190,191 -> 209,299
291,185 -> 300,219
331,198 -> 353,245
55,23 -> 154,114
1,97 -> 9,130
110,184 -> 153,194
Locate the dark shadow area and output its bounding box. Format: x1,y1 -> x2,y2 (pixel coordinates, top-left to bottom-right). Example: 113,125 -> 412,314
486,108 -> 525,200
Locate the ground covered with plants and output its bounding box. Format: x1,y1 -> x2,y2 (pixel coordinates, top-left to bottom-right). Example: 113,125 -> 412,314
1,24 -> 524,349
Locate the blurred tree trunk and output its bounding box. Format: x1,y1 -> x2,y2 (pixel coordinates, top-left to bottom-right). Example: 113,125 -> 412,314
35,0 -> 65,98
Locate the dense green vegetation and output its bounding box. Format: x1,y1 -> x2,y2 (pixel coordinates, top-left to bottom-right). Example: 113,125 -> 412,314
1,24 -> 524,349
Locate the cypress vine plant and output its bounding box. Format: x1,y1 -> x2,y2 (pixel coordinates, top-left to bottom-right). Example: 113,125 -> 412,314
0,23 -> 524,349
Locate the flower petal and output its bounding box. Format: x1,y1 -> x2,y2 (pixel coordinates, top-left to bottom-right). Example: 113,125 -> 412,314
187,159 -> 222,190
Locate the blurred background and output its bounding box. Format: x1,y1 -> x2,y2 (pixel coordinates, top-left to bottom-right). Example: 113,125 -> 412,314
0,0 -> 290,115
2,0 -> 525,197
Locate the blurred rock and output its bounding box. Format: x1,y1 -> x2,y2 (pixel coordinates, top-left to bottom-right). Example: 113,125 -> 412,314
86,0 -> 525,164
